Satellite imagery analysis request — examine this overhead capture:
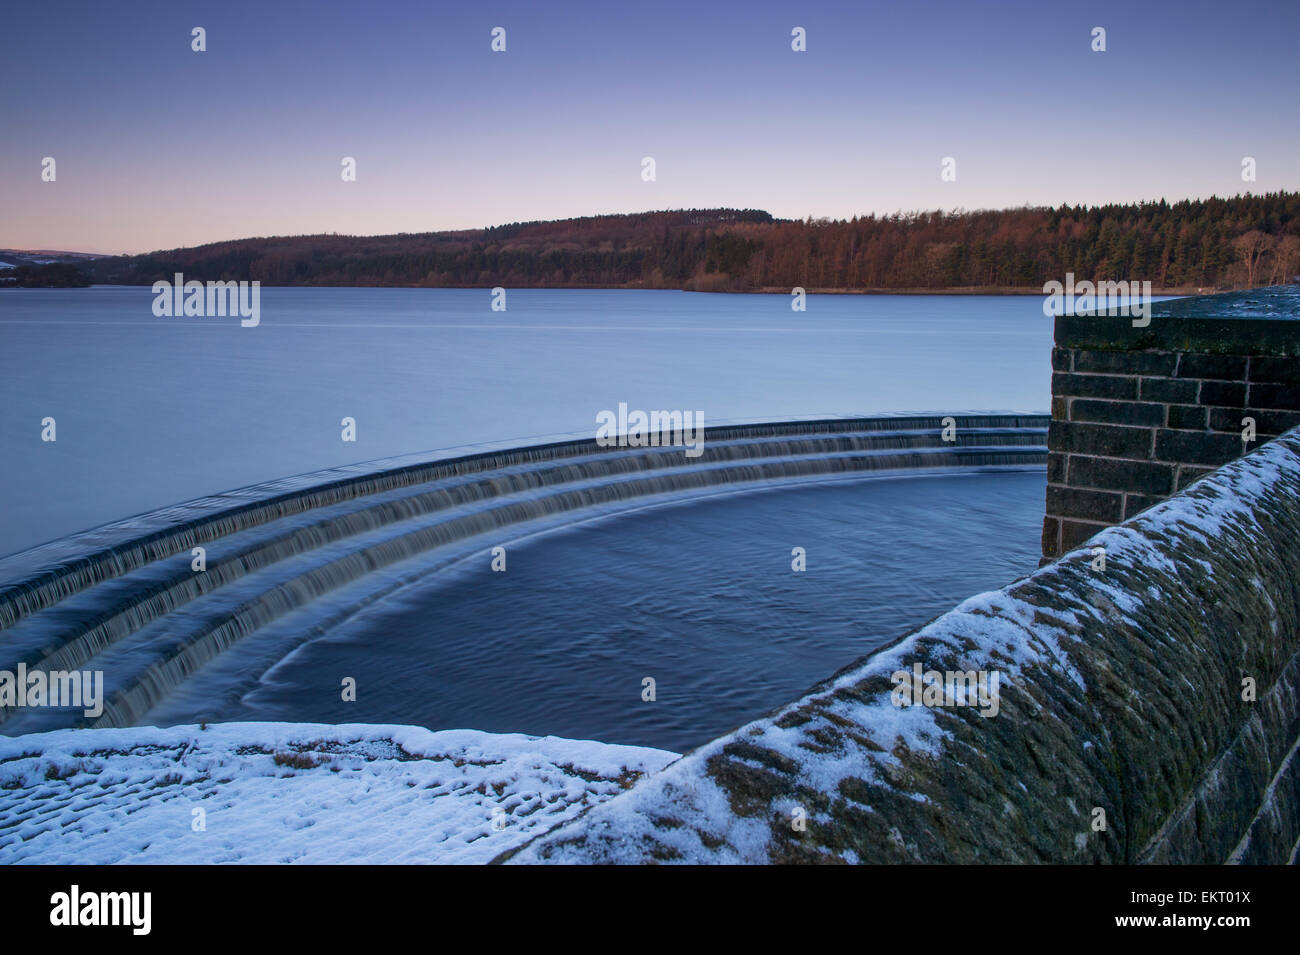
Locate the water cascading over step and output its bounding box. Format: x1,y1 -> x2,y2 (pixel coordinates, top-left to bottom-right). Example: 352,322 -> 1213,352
0,414 -> 1046,733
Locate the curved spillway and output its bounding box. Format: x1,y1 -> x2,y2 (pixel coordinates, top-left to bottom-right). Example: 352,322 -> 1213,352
0,413 -> 1047,733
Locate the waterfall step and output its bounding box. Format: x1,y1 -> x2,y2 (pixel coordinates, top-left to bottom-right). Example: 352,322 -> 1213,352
0,414 -> 1047,732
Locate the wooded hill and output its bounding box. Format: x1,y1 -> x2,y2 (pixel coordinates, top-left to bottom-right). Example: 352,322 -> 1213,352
88,193 -> 1300,292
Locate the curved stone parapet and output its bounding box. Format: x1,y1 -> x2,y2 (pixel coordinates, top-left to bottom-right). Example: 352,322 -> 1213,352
498,427 -> 1300,864
0,413 -> 1047,733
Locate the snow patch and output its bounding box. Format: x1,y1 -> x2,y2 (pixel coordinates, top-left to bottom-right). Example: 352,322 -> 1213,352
0,722 -> 677,864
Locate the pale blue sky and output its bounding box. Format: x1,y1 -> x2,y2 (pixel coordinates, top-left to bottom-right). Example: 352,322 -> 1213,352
2,0 -> 1296,253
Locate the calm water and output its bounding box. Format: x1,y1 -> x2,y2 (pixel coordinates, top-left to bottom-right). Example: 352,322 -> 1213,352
0,287 -> 1054,557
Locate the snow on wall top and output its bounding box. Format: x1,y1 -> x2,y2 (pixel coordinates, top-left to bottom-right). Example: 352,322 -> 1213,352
502,428 -> 1300,864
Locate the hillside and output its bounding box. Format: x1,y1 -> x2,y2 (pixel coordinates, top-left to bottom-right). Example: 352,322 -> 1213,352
84,194 -> 1300,293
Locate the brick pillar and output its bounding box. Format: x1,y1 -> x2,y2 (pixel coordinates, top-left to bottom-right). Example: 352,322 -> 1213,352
1042,296 -> 1300,561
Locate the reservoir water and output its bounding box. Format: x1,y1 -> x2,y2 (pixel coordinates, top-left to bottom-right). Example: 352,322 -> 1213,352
0,287 -> 1054,556
1,287 -> 1055,748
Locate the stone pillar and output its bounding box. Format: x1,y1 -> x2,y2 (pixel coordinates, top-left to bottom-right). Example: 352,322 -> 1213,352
1043,289 -> 1300,561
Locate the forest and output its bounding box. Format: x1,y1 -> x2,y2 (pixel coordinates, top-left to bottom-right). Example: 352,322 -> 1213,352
0,263 -> 93,288
86,193 -> 1300,292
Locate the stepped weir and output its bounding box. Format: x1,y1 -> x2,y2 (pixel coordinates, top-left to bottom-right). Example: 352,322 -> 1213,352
0,414 -> 1047,734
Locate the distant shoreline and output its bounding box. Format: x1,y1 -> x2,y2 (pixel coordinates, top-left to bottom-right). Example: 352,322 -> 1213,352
17,195 -> 1299,297
23,282 -> 1211,297
752,286 -> 1209,297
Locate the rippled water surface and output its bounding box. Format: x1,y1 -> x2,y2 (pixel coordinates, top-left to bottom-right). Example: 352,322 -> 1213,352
147,469 -> 1045,752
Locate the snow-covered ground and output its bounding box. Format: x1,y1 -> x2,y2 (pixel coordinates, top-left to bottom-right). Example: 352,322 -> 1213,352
0,723 -> 678,864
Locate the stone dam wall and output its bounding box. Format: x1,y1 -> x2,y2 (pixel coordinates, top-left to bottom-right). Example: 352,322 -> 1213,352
1044,293 -> 1300,560
501,289 -> 1300,865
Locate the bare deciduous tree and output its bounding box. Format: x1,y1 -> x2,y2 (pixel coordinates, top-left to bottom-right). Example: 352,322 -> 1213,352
1233,230 -> 1272,288
1268,234 -> 1300,285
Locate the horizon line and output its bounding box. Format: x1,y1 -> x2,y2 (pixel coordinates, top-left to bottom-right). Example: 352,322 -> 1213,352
5,189 -> 1295,260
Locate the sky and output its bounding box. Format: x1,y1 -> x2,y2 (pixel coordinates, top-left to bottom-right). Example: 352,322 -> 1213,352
2,0 -> 1297,254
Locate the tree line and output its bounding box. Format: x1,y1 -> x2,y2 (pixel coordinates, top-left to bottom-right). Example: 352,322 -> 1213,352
86,194 -> 1300,292
0,263 -> 93,288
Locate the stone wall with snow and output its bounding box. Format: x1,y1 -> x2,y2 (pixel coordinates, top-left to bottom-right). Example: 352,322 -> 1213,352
501,426 -> 1300,864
